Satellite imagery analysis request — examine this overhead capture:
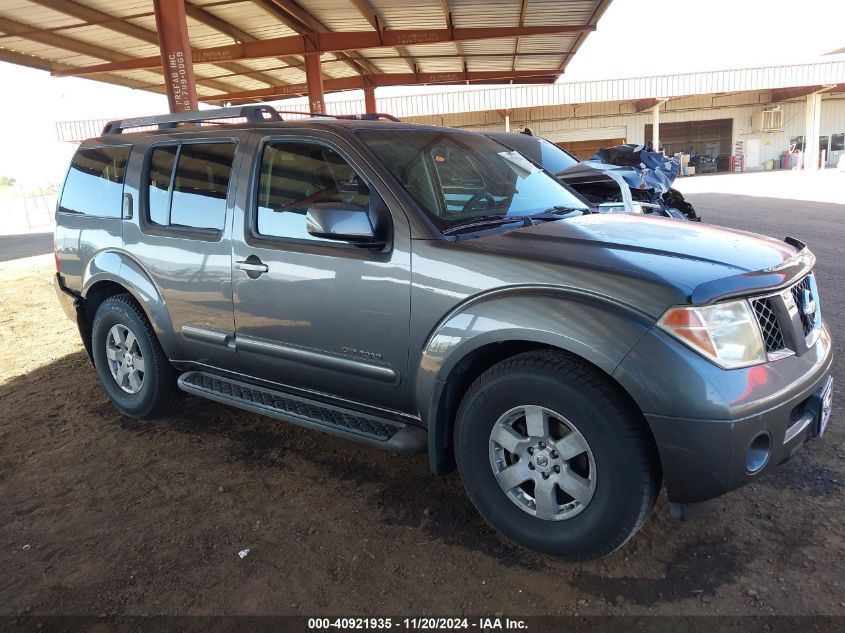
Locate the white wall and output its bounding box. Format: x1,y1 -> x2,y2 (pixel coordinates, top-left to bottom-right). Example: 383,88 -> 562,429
407,92 -> 845,167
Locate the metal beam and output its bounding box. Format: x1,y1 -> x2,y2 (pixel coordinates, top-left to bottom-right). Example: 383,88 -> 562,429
27,0 -> 277,87
348,0 -> 417,72
363,86 -> 377,114
52,24 -> 596,77
558,0 -> 612,73
304,52 -> 325,113
207,69 -> 562,103
770,85 -> 834,102
0,14 -> 235,95
634,98 -> 658,112
512,0 -> 529,72
153,0 -> 198,111
0,48 -> 163,92
252,0 -> 380,77
184,1 -> 305,79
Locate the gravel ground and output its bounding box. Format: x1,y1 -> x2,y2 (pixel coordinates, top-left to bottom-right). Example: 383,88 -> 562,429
1,178 -> 843,618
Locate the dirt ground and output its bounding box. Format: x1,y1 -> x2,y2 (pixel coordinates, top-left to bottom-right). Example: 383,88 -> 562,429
1,188 -> 844,618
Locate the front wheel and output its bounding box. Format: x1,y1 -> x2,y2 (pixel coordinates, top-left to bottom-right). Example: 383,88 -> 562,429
454,351 -> 659,560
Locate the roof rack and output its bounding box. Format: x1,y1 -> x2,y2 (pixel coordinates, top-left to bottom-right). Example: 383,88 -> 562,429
271,110 -> 400,122
102,104 -> 401,135
102,105 -> 282,134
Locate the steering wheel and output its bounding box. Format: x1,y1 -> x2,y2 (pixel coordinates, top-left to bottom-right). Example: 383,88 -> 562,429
461,191 -> 496,214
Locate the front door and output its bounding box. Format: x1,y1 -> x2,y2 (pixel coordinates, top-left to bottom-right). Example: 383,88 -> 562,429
231,131 -> 412,413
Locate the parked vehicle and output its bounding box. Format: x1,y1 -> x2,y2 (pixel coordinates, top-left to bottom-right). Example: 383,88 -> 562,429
486,133 -> 700,220
54,106 -> 832,560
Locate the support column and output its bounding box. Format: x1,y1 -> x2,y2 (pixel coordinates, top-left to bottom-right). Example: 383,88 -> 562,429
652,102 -> 660,153
152,0 -> 198,113
504,113 -> 511,133
803,93 -> 822,170
363,86 -> 377,114
305,52 -> 325,114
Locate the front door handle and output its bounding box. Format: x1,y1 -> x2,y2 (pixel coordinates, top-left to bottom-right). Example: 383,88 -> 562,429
236,261 -> 269,273
235,257 -> 269,278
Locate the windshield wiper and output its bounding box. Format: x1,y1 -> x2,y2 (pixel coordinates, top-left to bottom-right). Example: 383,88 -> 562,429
441,215 -> 529,236
529,205 -> 588,219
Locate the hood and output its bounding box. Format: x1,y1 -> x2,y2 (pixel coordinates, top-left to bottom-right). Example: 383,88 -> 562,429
455,213 -> 805,302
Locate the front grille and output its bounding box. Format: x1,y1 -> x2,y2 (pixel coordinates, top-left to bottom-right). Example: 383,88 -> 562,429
751,297 -> 785,353
791,276 -> 814,336
749,273 -> 818,358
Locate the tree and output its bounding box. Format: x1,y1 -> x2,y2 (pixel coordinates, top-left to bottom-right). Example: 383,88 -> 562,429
0,177 -> 17,188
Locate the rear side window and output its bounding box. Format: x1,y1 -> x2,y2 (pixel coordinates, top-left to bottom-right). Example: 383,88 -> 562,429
59,146 -> 130,217
255,141 -> 370,242
145,142 -> 236,232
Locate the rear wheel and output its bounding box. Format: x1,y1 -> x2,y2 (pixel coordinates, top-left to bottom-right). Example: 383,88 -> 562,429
91,295 -> 183,419
454,350 -> 659,560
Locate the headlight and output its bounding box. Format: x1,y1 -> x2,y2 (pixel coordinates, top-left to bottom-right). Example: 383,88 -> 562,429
657,299 -> 766,369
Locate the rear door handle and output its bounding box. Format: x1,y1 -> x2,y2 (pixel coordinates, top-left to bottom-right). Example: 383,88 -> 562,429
235,259 -> 269,273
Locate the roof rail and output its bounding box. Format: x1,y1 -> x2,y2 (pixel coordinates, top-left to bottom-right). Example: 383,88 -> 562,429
272,110 -> 401,122
102,105 -> 282,134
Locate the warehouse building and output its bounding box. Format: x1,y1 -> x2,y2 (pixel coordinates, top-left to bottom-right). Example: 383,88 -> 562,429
252,60 -> 844,171
57,60 -> 845,172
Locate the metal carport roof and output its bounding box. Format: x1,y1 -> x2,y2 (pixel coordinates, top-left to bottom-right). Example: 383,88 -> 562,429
0,0 -> 613,105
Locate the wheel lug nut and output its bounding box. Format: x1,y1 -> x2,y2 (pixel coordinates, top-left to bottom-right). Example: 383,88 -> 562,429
539,442 -> 546,449
551,450 -> 558,459
528,447 -> 534,454
554,465 -> 561,473
528,463 -> 535,470
542,472 -> 549,479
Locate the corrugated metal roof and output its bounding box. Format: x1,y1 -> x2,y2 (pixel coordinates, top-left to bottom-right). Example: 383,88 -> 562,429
0,0 -> 613,99
310,61 -> 845,118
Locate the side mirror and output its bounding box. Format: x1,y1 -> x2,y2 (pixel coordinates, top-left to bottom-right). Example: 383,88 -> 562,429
305,202 -> 384,247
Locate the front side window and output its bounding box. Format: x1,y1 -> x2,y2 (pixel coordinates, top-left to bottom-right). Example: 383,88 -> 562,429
256,141 -> 370,241
59,145 -> 130,217
358,130 -> 586,230
146,142 -> 235,232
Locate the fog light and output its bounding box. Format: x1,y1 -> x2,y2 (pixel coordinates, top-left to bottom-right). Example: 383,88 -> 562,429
746,432 -> 771,474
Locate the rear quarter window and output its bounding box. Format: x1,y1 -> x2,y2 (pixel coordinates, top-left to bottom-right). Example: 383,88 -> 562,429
59,146 -> 130,217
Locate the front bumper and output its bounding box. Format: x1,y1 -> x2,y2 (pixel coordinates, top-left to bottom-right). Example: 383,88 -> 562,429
614,324 -> 833,503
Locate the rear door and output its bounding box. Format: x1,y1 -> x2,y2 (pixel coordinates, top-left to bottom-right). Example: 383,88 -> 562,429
230,128 -> 413,412
122,130 -> 246,371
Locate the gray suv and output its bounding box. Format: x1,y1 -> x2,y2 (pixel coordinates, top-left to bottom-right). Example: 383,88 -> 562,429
54,106 -> 833,560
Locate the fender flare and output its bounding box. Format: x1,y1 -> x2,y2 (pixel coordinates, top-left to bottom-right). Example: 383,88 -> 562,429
415,286 -> 655,473
81,249 -> 181,357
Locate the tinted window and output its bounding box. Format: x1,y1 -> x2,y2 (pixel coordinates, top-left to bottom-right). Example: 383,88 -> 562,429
538,139 -> 579,173
146,142 -> 235,232
831,133 -> 845,152
59,146 -> 130,217
148,146 -> 177,225
256,142 -> 369,241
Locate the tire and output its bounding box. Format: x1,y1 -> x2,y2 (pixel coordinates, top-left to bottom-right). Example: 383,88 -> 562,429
454,350 -> 659,561
91,294 -> 183,419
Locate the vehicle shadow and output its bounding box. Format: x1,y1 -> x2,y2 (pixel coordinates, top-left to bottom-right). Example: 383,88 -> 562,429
7,348 -> 840,608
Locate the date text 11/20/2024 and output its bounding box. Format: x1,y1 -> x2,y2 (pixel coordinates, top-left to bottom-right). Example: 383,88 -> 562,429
308,617 -> 528,630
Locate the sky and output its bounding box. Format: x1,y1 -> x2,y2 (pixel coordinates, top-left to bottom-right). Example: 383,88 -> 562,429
0,0 -> 843,186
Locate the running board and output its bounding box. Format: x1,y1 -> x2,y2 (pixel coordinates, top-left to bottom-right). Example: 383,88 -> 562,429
177,371 -> 426,454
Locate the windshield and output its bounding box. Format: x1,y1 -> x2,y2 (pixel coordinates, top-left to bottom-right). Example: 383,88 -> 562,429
536,138 -> 580,173
486,133 -> 579,174
358,130 -> 588,230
